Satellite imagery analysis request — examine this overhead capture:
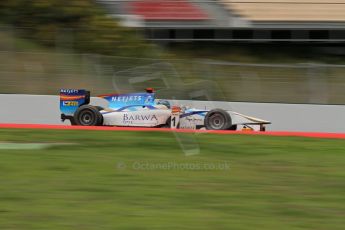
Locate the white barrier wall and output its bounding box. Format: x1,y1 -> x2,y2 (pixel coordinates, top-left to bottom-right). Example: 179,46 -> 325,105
1,94 -> 344,133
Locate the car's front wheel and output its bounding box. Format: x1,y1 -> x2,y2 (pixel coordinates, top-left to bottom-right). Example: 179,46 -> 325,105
74,105 -> 103,126
204,109 -> 232,130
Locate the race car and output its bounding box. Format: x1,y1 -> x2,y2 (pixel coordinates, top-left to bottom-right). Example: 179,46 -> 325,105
60,88 -> 270,131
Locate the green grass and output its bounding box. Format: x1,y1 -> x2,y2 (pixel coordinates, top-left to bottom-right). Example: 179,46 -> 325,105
0,129 -> 344,230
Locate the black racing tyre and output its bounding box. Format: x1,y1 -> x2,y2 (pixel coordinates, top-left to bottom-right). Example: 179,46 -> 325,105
204,109 -> 232,130
95,106 -> 104,111
74,105 -> 103,126
69,117 -> 77,126
228,125 -> 237,131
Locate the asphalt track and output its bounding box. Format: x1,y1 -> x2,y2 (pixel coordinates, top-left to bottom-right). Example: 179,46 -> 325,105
1,94 -> 345,134
1,123 -> 345,140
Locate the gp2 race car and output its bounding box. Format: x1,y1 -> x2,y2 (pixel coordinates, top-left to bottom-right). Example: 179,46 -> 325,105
60,88 -> 270,131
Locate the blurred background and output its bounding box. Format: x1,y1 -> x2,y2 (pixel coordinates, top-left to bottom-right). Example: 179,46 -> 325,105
1,0 -> 345,104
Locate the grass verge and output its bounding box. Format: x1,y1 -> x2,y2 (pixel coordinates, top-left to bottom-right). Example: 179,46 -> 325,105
0,128 -> 344,229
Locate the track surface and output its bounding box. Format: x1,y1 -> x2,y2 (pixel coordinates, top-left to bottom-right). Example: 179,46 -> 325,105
1,123 -> 345,140
2,94 -> 345,133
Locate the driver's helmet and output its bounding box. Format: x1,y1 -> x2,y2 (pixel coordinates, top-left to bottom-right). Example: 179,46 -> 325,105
156,100 -> 171,109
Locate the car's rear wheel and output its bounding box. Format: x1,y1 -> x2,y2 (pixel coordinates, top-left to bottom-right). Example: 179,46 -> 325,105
228,125 -> 237,130
94,106 -> 104,111
69,117 -> 77,126
74,105 -> 103,126
204,109 -> 232,130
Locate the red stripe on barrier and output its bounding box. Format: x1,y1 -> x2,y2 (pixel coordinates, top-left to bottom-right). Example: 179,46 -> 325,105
1,123 -> 345,139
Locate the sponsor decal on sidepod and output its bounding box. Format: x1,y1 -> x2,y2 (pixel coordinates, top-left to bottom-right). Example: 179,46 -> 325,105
123,114 -> 158,124
111,95 -> 142,102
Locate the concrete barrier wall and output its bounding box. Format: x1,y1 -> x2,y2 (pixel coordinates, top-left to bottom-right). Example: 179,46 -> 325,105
1,94 -> 344,133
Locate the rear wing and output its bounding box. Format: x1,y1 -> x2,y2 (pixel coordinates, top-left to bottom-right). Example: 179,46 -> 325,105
60,89 -> 90,115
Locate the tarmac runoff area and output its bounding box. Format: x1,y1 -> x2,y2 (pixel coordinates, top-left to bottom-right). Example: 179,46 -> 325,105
1,94 -> 345,134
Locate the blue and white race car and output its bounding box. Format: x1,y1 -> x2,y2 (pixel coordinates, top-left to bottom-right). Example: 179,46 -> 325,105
60,88 -> 270,131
